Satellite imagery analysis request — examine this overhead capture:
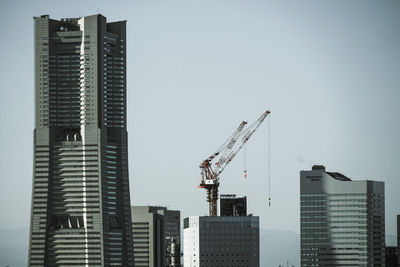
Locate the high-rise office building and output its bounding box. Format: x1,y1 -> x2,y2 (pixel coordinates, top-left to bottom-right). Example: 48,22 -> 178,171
131,206 -> 181,267
220,194 -> 247,216
385,246 -> 398,267
300,165 -> 385,266
183,216 -> 259,267
398,215 -> 400,266
28,14 -> 133,266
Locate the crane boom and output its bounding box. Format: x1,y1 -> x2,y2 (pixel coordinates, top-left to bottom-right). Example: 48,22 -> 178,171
199,109 -> 271,216
204,120 -> 247,164
214,121 -> 247,171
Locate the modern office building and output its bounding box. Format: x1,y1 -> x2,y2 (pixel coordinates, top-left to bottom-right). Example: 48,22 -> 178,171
183,216 -> 259,267
131,206 -> 181,267
300,165 -> 385,266
385,246 -> 398,267
220,194 -> 247,216
398,215 -> 400,266
28,14 -> 133,266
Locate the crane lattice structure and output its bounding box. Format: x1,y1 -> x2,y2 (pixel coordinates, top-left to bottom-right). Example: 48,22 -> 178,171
198,109 -> 271,216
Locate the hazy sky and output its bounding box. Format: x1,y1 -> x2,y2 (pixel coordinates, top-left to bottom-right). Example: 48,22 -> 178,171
0,0 -> 399,237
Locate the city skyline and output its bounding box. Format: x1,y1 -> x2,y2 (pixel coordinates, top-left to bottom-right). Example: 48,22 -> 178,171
0,1 -> 400,266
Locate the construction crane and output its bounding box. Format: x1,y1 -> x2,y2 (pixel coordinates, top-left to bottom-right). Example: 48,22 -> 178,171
198,109 -> 271,216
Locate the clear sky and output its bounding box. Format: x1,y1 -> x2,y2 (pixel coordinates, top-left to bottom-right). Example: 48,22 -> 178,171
0,0 -> 399,237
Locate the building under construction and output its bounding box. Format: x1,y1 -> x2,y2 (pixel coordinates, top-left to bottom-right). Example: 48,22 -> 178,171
184,110 -> 268,266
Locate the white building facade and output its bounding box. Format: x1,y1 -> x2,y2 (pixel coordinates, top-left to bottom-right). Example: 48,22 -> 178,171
183,216 -> 259,267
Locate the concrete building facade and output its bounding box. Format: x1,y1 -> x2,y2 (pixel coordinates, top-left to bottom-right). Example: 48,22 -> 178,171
183,216 -> 259,267
300,165 -> 385,266
131,206 -> 181,267
28,14 -> 133,266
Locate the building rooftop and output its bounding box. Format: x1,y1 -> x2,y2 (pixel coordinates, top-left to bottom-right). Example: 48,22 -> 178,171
326,172 -> 352,181
311,165 -> 352,181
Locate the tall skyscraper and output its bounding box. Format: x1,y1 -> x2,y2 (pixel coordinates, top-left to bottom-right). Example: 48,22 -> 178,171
29,14 -> 133,266
183,216 -> 259,267
398,215 -> 400,266
220,194 -> 247,216
131,206 -> 181,267
300,165 -> 385,266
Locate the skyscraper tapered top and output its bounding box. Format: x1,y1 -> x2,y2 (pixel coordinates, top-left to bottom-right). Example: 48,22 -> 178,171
34,14 -> 127,129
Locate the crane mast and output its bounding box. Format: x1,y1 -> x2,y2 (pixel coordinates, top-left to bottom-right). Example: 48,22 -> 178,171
199,109 -> 271,216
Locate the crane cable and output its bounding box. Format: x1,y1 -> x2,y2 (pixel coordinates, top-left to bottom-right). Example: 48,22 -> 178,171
242,113 -> 270,206
267,115 -> 271,206
243,144 -> 247,178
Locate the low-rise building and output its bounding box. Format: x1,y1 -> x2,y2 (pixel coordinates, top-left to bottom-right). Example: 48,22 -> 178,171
300,165 -> 385,266
183,216 -> 259,267
131,206 -> 180,267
